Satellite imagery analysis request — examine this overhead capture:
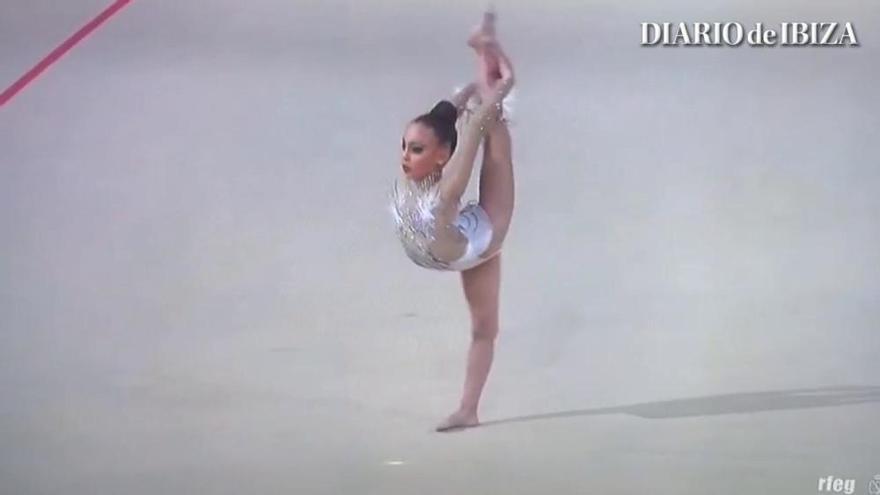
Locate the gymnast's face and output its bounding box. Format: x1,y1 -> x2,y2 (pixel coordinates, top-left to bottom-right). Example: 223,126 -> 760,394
401,122 -> 451,181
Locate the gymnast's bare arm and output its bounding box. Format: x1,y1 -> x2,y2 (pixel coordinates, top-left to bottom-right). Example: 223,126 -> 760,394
450,82 -> 478,115
438,75 -> 514,205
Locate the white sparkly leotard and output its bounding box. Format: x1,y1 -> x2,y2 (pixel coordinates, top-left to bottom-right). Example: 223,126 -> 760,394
389,84 -> 514,271
389,174 -> 497,271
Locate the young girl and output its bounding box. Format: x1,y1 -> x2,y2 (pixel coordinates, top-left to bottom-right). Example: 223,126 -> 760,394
389,9 -> 516,431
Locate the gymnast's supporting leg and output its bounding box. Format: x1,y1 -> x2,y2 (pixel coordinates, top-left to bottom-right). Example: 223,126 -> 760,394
436,123 -> 513,432
437,252 -> 502,431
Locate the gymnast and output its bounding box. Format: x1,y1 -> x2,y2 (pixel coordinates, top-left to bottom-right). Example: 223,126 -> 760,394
389,8 -> 516,431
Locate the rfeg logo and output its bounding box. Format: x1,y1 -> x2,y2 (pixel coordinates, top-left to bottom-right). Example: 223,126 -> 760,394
817,475 -> 855,495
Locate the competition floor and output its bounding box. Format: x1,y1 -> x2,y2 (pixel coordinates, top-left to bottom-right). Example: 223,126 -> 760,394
2,1 -> 879,493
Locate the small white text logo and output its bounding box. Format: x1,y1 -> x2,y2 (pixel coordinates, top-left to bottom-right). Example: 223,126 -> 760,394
817,475 -> 855,495
641,22 -> 859,47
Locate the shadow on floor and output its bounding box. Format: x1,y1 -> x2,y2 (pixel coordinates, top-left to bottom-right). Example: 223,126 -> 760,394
477,385 -> 880,429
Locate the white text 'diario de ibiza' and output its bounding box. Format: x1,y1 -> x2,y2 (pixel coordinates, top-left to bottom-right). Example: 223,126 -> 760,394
641,22 -> 859,47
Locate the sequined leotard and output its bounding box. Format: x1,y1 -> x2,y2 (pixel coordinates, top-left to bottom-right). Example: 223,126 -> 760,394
389,82 -> 513,271
388,173 -> 495,271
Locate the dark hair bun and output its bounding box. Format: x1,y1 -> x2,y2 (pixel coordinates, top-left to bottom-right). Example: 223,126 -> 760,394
413,99 -> 459,152
429,100 -> 458,126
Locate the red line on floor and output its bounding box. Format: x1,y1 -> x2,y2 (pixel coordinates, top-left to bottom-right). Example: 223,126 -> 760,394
0,0 -> 134,108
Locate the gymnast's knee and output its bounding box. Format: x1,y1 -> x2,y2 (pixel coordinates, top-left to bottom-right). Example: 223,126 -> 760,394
470,316 -> 499,341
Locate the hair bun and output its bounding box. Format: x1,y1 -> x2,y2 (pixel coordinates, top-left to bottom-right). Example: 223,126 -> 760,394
412,99 -> 459,152
429,100 -> 458,125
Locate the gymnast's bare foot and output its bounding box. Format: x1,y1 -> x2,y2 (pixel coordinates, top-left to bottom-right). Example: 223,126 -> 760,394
467,7 -> 497,50
436,409 -> 480,432
467,7 -> 503,101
